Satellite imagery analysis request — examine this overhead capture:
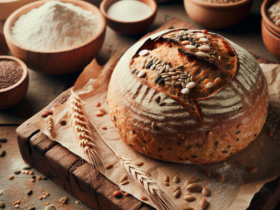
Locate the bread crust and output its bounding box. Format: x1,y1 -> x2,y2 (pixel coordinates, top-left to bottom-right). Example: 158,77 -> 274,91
107,29 -> 269,164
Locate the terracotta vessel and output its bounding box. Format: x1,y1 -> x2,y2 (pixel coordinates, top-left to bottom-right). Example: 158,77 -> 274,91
0,56 -> 28,109
100,0 -> 157,35
4,0 -> 106,75
261,0 -> 280,39
261,19 -> 280,59
183,0 -> 253,29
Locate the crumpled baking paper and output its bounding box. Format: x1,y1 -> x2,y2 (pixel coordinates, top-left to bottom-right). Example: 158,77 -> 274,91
34,62 -> 280,210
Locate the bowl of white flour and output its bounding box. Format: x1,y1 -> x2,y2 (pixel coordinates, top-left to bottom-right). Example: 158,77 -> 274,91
100,0 -> 157,35
4,0 -> 106,75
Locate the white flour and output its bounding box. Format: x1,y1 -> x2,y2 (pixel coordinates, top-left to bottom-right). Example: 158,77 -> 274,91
12,1 -> 100,50
107,0 -> 152,22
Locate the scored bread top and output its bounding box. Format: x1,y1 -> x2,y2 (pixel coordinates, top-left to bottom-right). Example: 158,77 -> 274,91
129,30 -> 238,122
108,29 -> 268,164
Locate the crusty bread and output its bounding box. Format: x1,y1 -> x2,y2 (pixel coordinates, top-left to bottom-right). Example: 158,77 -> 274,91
107,29 -> 268,164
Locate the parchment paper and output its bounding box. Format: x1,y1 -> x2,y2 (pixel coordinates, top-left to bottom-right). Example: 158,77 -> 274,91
34,62 -> 280,210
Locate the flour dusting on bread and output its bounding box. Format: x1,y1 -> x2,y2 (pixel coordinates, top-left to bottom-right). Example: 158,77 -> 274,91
108,29 -> 268,164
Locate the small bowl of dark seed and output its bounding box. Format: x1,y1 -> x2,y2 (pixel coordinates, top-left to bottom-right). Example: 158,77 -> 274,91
0,55 -> 28,109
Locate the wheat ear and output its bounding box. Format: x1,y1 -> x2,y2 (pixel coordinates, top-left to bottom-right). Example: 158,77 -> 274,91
88,120 -> 178,210
118,155 -> 178,210
94,47 -> 127,88
67,90 -> 102,170
44,115 -> 54,139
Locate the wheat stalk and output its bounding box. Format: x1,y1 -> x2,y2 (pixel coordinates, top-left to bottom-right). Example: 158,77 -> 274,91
118,155 -> 178,210
44,115 -> 54,139
89,120 -> 178,210
93,47 -> 127,88
66,49 -> 178,209
67,90 -> 102,170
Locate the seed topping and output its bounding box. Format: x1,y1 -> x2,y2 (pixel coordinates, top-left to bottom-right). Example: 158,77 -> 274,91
185,81 -> 196,89
206,82 -> 213,88
137,71 -> 146,78
196,51 -> 209,58
139,49 -> 149,56
181,88 -> 189,94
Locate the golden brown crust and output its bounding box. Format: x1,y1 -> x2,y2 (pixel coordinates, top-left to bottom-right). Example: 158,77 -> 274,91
107,29 -> 269,164
129,32 -> 238,122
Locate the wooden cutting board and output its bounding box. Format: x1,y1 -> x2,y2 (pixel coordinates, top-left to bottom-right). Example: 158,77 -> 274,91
16,18 -> 280,210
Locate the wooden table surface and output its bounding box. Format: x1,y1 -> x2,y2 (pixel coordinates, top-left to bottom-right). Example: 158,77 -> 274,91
1,0 -> 280,209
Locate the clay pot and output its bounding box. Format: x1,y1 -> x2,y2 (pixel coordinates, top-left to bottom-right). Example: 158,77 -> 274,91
4,0 -> 106,75
183,0 -> 253,29
261,19 -> 280,59
100,0 -> 157,35
261,0 -> 280,39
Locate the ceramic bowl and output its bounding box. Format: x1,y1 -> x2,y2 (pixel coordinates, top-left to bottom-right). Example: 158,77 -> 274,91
100,0 -> 157,35
261,19 -> 280,59
261,0 -> 280,37
183,0 -> 253,29
0,56 -> 28,109
4,0 -> 106,75
0,0 -> 39,20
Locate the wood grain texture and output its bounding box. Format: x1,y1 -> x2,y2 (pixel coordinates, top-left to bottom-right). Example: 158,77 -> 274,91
3,0 -> 106,75
16,18 -> 280,210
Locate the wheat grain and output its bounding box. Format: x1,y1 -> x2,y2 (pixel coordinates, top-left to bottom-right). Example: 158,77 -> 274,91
44,115 -> 54,139
118,155 -> 178,210
67,91 -> 102,169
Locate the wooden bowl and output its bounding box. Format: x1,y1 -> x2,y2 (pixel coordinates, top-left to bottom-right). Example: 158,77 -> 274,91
4,0 -> 106,75
261,0 -> 280,37
100,0 -> 157,35
261,19 -> 280,59
0,0 -> 38,20
183,0 -> 253,29
0,56 -> 28,109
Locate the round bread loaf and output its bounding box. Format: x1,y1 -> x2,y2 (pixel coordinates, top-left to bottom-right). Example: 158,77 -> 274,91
107,29 -> 269,164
